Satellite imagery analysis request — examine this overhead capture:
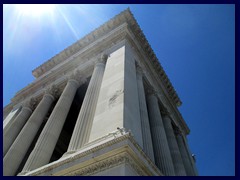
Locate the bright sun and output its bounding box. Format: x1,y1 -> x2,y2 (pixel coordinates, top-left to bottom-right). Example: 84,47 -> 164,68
15,4 -> 56,17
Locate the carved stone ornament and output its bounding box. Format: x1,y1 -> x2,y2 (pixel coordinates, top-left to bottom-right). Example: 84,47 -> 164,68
146,87 -> 157,96
21,131 -> 162,176
174,127 -> 183,136
158,94 -> 168,107
68,69 -> 87,85
23,97 -> 38,110
45,84 -> 60,99
160,108 -> 170,117
96,53 -> 109,64
68,153 -> 146,176
136,63 -> 143,75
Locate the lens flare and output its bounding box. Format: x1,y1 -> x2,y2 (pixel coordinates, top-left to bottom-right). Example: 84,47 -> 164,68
14,4 -> 56,17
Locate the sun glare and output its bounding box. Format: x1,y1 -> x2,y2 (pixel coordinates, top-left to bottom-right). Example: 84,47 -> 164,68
14,4 -> 56,17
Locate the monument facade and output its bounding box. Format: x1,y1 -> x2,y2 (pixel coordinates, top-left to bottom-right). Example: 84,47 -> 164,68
3,8 -> 198,176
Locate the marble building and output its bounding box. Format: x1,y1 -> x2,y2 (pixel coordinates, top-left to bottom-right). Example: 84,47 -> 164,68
3,8 -> 198,176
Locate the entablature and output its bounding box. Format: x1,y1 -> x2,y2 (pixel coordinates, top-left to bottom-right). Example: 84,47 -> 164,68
8,8 -> 188,134
11,23 -> 130,105
30,8 -> 181,107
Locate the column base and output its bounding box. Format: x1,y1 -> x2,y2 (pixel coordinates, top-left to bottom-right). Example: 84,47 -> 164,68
61,151 -> 77,158
17,171 -> 29,176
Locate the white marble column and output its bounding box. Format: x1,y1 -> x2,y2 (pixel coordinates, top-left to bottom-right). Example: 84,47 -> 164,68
136,65 -> 155,162
162,113 -> 186,176
3,85 -> 58,176
20,71 -> 85,174
175,131 -> 195,176
3,107 -> 21,131
146,89 -> 175,176
67,54 -> 108,153
3,98 -> 36,156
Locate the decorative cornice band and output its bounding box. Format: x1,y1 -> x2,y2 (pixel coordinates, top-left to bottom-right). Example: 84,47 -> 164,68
66,153 -> 146,176
12,22 -> 128,104
24,132 -> 161,176
29,8 -> 181,107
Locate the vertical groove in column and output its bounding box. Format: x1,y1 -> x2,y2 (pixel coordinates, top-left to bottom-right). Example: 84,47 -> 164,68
67,54 -> 108,152
3,86 -> 58,176
136,65 -> 155,162
20,78 -> 80,174
147,92 -> 175,176
3,98 -> 36,156
176,133 -> 195,176
162,114 -> 186,176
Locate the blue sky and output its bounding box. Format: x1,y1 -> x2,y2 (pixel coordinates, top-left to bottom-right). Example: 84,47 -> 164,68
3,4 -> 235,176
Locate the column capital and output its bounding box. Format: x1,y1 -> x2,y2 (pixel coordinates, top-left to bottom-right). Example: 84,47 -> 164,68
174,127 -> 183,136
68,69 -> 87,85
44,84 -> 60,99
161,108 -> 170,117
136,63 -> 143,75
23,97 -> 37,111
146,87 -> 157,97
96,53 -> 109,65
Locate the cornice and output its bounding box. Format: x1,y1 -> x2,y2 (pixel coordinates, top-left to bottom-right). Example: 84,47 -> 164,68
31,9 -> 130,79
11,22 -> 128,106
124,32 -> 190,134
125,10 -> 182,107
30,8 -> 181,107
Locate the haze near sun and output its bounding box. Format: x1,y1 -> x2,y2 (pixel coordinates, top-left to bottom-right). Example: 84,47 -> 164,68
14,4 -> 56,17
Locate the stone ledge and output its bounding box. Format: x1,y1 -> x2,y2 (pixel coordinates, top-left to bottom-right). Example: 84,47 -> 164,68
20,132 -> 162,176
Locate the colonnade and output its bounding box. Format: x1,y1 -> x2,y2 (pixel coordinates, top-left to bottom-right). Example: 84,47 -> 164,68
3,54 -> 196,176
136,65 -> 196,176
3,54 -> 108,176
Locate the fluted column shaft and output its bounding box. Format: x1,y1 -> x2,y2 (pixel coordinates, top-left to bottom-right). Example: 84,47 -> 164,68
136,67 -> 155,162
182,136 -> 198,175
67,55 -> 108,152
21,79 -> 79,174
147,92 -> 175,176
4,93 -> 55,176
3,105 -> 33,156
162,115 -> 186,176
176,133 -> 195,176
